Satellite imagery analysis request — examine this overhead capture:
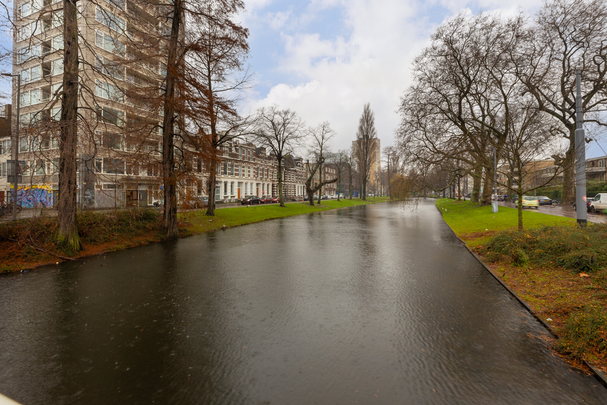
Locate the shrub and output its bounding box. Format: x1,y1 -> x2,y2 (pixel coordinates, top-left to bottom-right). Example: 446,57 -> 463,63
481,225 -> 607,272
556,306 -> 607,360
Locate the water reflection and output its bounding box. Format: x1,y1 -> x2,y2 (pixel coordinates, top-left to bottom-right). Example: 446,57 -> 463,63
0,200 -> 605,404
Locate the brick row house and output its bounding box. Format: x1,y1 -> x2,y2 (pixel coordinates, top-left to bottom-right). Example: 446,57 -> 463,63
213,140 -> 306,203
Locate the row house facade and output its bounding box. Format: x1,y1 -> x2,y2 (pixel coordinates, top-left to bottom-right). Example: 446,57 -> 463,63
305,161 -> 338,197
213,140 -> 306,203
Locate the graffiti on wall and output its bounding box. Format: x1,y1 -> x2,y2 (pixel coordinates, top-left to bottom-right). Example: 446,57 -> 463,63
14,185 -> 54,209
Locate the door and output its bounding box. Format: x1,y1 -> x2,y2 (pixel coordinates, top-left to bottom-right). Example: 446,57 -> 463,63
596,194 -> 607,210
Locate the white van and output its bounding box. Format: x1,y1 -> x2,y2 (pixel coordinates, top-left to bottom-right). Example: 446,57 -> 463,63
590,193 -> 607,212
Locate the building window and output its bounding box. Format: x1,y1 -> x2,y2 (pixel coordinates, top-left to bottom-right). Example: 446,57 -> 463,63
97,106 -> 124,126
95,31 -> 125,55
96,56 -> 125,79
103,158 -> 124,174
96,7 -> 126,33
95,80 -> 124,102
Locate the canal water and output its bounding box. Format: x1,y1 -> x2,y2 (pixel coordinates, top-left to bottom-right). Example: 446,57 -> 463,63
0,200 -> 605,404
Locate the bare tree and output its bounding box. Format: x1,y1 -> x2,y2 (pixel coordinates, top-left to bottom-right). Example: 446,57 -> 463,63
181,0 -> 250,216
515,0 -> 607,204
354,103 -> 378,201
330,149 -> 349,201
55,0 -> 80,251
254,106 -> 306,207
308,121 -> 334,203
383,145 -> 400,199
345,148 -> 355,199
304,157 -> 336,206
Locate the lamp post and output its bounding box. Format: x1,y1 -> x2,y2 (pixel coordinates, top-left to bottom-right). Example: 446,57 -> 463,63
1,73 -> 20,221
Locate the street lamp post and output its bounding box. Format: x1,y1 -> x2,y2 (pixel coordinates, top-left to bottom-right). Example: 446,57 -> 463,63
1,73 -> 20,221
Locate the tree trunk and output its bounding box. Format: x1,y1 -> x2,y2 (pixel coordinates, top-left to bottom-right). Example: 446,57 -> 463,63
206,163 -> 217,216
517,160 -> 524,231
348,166 -> 353,199
471,164 -> 482,203
480,166 -> 493,206
317,165 -> 322,204
457,176 -> 461,201
561,140 -> 575,205
56,0 -> 80,252
277,161 -> 284,207
162,0 -> 182,238
337,168 -> 341,201
307,189 -> 315,206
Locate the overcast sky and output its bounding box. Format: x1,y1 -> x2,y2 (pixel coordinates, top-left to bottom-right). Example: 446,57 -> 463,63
3,0 -> 606,158
239,0 -> 550,155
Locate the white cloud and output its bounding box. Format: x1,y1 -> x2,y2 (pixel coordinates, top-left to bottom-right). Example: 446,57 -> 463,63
267,11 -> 291,30
242,0 -> 548,154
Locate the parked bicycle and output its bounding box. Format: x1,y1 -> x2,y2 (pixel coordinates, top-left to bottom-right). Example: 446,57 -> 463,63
0,202 -> 23,218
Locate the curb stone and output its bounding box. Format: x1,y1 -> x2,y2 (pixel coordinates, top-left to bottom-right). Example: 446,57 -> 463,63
436,204 -> 607,389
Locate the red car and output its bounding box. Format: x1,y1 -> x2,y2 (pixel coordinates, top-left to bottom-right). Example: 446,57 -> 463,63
260,195 -> 273,204
271,196 -> 280,203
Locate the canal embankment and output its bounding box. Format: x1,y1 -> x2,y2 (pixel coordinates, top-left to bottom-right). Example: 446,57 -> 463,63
436,198 -> 607,378
0,197 -> 389,273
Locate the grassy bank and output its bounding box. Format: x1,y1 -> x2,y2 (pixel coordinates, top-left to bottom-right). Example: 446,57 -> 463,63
180,198 -> 386,234
0,197 -> 389,273
437,199 -> 607,372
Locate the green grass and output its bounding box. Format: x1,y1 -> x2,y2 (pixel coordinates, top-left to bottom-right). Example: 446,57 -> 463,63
436,198 -> 607,368
180,197 -> 389,234
436,198 -> 575,246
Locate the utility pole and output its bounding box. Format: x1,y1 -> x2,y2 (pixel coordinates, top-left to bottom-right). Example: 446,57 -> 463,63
1,73 -> 20,221
575,70 -> 587,227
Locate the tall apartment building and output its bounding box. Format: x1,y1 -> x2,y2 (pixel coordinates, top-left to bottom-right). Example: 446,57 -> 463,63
0,0 -> 183,209
0,104 -> 12,203
1,1 -> 307,209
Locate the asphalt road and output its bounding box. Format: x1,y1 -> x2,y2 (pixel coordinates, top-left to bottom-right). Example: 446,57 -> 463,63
498,200 -> 607,224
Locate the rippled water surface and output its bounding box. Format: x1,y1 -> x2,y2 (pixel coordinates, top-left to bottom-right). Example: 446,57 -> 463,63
1,200 -> 606,404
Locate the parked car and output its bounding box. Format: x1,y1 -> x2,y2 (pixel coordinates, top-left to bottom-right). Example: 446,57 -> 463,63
260,195 -> 273,204
339,193 -> 345,199
497,194 -> 508,201
573,197 -> 593,212
183,195 -> 208,209
271,196 -> 280,203
522,195 -> 540,209
589,193 -> 607,212
537,196 -> 553,205
321,195 -> 329,200
241,195 -> 261,205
